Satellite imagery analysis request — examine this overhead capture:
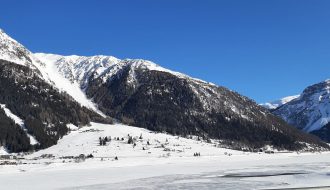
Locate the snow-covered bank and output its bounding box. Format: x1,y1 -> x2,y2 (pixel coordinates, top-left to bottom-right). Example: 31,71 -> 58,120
27,122 -> 242,159
1,122 -> 330,190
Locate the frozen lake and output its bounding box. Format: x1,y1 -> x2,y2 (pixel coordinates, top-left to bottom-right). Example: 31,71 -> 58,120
64,162 -> 330,190
1,152 -> 330,190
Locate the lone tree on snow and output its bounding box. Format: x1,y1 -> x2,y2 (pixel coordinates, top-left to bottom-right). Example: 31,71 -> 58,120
128,136 -> 134,144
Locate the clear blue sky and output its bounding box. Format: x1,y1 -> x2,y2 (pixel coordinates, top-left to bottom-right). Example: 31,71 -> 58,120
1,0 -> 330,103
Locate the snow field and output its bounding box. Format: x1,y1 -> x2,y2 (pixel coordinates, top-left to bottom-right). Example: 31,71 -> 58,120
29,122 -> 241,160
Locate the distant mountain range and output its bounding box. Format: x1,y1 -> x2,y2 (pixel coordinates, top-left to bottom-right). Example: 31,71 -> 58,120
0,29 -> 327,153
263,80 -> 330,142
261,95 -> 300,110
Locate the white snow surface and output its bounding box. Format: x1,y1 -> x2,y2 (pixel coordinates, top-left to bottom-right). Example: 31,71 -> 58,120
0,122 -> 330,190
0,104 -> 38,145
0,146 -> 8,155
34,53 -> 105,116
261,95 -> 300,109
66,123 -> 79,131
29,122 -> 238,158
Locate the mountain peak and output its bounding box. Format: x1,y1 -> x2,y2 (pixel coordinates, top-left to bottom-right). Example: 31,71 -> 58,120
273,79 -> 330,135
301,79 -> 330,98
0,29 -> 37,68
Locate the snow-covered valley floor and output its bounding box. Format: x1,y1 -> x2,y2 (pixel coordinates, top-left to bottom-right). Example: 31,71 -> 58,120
1,123 -> 330,190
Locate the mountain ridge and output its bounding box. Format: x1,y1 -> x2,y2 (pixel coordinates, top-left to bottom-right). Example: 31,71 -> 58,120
0,29 -> 328,152
34,53 -> 328,151
265,79 -> 330,142
0,29 -> 110,152
261,95 -> 300,110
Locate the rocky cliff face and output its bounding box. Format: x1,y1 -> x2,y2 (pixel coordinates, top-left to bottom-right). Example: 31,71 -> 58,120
272,80 -> 330,142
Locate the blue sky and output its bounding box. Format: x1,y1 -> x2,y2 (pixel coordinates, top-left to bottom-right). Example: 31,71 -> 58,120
1,0 -> 330,103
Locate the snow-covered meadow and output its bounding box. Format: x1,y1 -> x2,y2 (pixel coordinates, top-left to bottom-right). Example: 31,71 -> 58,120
0,122 -> 330,190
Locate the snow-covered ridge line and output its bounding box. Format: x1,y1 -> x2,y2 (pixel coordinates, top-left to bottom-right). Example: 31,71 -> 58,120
0,29 -> 42,70
34,53 -> 281,124
0,104 -> 38,145
34,53 -> 214,86
34,52 -> 218,116
34,53 -> 236,121
22,53 -> 105,117
261,95 -> 300,110
0,31 -> 104,117
0,29 -> 26,66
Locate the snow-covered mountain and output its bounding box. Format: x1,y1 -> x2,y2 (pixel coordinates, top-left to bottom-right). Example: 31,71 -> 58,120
272,80 -> 330,141
261,95 -> 300,110
0,30 -> 103,113
34,53 -> 191,88
32,52 -> 329,150
0,29 -> 38,68
0,28 -> 328,152
0,29 -> 108,152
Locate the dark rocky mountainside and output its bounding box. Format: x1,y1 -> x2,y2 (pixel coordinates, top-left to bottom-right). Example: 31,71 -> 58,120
0,108 -> 31,152
0,59 -> 108,152
311,123 -> 330,142
83,62 -> 327,151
